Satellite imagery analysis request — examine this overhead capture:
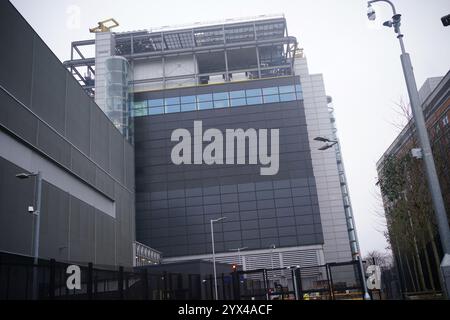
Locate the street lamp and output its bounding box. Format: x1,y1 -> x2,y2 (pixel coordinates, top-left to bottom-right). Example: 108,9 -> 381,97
16,171 -> 42,300
229,247 -> 248,269
314,137 -> 338,151
210,217 -> 226,300
367,0 -> 450,297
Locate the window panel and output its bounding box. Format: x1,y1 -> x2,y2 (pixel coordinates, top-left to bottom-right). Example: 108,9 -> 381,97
246,89 -> 262,97
198,101 -> 213,110
280,93 -> 296,102
296,91 -> 303,100
295,85 -> 302,93
181,103 -> 197,112
197,94 -> 213,102
213,92 -> 229,101
148,107 -> 165,115
246,96 -> 263,105
214,100 -> 229,109
262,87 -> 278,96
165,97 -> 180,106
279,85 -> 295,94
231,98 -> 246,107
134,100 -> 147,109
149,99 -> 164,107
263,95 -> 280,104
134,108 -> 147,117
166,105 -> 181,113
181,95 -> 196,104
230,90 -> 246,99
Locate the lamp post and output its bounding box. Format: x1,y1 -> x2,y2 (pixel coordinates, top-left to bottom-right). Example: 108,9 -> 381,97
367,0 -> 450,298
210,217 -> 226,300
16,171 -> 42,300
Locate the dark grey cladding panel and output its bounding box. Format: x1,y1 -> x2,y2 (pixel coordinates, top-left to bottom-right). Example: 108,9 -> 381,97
0,1 -> 34,106
95,210 -> 116,266
31,35 -> 67,135
37,121 -> 71,168
69,196 -> 96,263
66,73 -> 92,155
71,147 -> 96,186
109,125 -> 125,184
90,101 -> 111,171
0,157 -> 35,256
39,182 -> 70,261
0,89 -> 38,145
135,101 -> 311,193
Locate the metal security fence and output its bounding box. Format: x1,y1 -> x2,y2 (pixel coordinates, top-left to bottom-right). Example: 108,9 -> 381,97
0,252 -> 365,300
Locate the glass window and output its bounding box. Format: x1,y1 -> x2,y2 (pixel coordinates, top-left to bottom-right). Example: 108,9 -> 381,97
214,99 -> 229,109
134,100 -> 147,109
165,97 -> 180,106
280,93 -> 296,102
197,94 -> 213,102
263,95 -> 280,104
295,85 -> 302,93
246,96 -> 263,105
246,89 -> 262,97
181,95 -> 196,104
181,103 -> 197,112
230,90 -> 246,99
231,98 -> 246,107
279,85 -> 295,94
262,87 -> 278,96
149,99 -> 164,107
213,92 -> 229,101
134,108 -> 148,117
148,107 -> 165,115
166,105 -> 181,113
296,91 -> 303,100
198,101 -> 213,110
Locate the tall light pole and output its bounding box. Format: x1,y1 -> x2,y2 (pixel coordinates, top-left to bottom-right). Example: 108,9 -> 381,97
16,171 -> 42,300
315,137 -> 371,300
210,217 -> 226,300
367,0 -> 450,298
229,247 -> 248,268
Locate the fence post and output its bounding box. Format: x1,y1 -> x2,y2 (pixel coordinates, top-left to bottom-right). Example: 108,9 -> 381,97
327,264 -> 335,300
142,269 -> 149,300
87,263 -> 93,300
231,270 -> 240,300
49,259 -> 56,300
118,266 -> 124,300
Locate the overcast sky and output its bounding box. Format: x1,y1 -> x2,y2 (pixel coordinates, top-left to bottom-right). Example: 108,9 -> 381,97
10,0 -> 450,256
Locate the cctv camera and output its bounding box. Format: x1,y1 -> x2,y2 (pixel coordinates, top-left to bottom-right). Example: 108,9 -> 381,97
28,206 -> 35,213
367,5 -> 376,21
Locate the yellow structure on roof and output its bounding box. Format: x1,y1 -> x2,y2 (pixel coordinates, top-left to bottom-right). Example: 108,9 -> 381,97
89,19 -> 119,33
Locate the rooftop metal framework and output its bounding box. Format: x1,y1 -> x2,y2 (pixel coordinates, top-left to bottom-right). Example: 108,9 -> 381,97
64,16 -> 298,94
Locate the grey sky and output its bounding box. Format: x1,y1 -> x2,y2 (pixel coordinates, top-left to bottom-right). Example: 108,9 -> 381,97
10,0 -> 450,255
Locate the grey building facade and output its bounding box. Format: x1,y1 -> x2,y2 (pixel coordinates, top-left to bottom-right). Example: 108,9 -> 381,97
0,1 -> 135,267
134,76 -> 324,258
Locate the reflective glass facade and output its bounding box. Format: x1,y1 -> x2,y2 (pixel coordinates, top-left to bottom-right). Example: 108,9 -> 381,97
133,84 -> 303,117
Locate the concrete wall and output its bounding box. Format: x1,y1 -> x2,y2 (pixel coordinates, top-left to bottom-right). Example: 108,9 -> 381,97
0,1 -> 135,267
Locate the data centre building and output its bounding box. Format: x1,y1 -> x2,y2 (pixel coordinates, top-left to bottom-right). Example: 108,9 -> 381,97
65,15 -> 360,270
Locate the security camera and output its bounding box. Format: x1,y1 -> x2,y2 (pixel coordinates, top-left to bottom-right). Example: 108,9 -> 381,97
367,5 -> 376,21
28,206 -> 35,213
